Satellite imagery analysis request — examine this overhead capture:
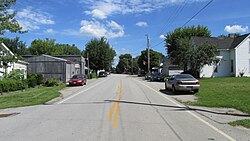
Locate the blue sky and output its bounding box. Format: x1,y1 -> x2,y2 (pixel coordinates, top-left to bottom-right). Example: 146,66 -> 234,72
4,0 -> 250,65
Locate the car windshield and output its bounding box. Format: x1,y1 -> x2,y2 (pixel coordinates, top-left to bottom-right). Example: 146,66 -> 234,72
71,75 -> 83,79
175,74 -> 194,79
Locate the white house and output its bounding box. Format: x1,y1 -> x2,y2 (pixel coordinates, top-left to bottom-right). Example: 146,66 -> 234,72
192,33 -> 250,78
0,43 -> 29,79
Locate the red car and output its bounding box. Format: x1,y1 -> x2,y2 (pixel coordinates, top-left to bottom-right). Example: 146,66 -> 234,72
68,74 -> 87,86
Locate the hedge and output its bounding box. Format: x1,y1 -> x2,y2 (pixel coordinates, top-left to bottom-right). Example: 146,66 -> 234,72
0,79 -> 28,93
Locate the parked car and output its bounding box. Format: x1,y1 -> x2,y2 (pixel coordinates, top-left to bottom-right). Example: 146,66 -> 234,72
68,74 -> 87,86
138,71 -> 146,77
165,74 -> 200,94
145,72 -> 152,80
150,72 -> 165,82
99,71 -> 107,77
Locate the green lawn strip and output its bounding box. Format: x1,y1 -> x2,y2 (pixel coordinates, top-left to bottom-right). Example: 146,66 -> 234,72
186,77 -> 250,114
0,85 -> 65,109
229,119 -> 250,128
184,77 -> 250,128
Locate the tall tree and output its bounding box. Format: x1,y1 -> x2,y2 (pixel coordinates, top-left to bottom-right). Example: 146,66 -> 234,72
166,25 -> 211,70
29,38 -> 81,55
176,38 -> 217,77
138,49 -> 164,72
0,37 -> 30,55
116,54 -> 132,74
0,0 -> 25,35
85,37 -> 116,73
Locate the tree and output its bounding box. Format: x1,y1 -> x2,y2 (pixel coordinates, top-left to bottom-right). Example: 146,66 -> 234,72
0,37 -> 30,55
116,54 -> 132,74
138,49 -> 164,72
85,37 -> 116,73
166,25 -> 211,70
29,38 -> 81,55
0,0 -> 25,35
29,38 -> 55,55
176,38 -> 217,77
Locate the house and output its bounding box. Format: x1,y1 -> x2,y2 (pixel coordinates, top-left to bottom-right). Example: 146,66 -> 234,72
192,33 -> 250,77
22,55 -> 86,82
0,43 -> 29,79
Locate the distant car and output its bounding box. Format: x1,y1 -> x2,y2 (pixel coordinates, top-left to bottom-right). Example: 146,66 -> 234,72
68,74 -> 87,86
138,71 -> 146,77
99,71 -> 107,77
150,72 -> 164,82
165,74 -> 200,94
145,72 -> 152,80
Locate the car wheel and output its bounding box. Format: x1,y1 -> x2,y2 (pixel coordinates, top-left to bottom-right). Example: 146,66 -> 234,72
193,89 -> 199,94
172,85 -> 176,94
165,83 -> 168,90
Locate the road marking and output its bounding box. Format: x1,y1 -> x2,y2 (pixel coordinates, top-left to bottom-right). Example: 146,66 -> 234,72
108,79 -> 122,128
56,77 -> 112,104
108,102 -> 116,120
113,102 -> 120,128
136,79 -> 236,141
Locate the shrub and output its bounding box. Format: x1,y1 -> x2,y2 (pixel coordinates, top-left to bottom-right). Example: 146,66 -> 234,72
0,79 -> 28,93
44,79 -> 60,87
5,69 -> 25,80
90,72 -> 97,79
26,74 -> 44,87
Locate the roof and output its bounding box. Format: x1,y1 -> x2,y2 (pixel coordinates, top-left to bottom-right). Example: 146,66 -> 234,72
23,54 -> 72,63
0,43 -> 15,56
192,33 -> 250,50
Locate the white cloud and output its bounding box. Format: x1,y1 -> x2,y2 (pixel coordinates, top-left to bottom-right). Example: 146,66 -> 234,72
136,22 -> 148,27
160,35 -> 165,39
45,28 -> 55,34
80,20 -> 124,38
224,25 -> 249,33
16,7 -> 55,31
82,0 -> 207,19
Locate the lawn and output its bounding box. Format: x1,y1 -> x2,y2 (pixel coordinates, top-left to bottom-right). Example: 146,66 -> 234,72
186,77 -> 250,128
0,85 -> 65,109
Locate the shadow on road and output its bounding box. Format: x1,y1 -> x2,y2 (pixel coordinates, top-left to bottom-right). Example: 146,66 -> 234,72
104,99 -> 250,117
159,89 -> 195,96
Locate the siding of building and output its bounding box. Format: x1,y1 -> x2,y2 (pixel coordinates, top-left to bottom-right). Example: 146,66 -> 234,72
23,55 -> 75,82
235,36 -> 250,77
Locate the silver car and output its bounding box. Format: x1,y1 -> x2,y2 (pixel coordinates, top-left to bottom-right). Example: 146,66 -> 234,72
165,74 -> 200,94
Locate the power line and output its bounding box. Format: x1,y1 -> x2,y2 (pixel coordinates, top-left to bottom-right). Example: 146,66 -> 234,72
150,0 -> 214,49
181,0 -> 214,28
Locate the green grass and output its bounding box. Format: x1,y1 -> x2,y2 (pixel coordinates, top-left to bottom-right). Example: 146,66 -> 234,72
229,119 -> 250,128
185,77 -> 250,128
187,77 -> 250,114
0,85 -> 65,109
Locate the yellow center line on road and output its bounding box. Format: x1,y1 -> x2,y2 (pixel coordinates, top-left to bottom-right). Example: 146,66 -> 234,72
108,102 -> 116,121
108,79 -> 122,128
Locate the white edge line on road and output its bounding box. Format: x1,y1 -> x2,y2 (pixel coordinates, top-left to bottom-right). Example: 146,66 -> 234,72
56,76 -> 112,104
136,79 -> 236,141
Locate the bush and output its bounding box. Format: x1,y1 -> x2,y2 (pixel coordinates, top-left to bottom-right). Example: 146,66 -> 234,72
5,69 -> 25,80
0,79 -> 28,93
44,79 -> 60,87
26,74 -> 44,87
90,72 -> 97,79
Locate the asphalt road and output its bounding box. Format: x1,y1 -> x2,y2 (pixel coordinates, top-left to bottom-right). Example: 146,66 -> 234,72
0,74 -> 249,141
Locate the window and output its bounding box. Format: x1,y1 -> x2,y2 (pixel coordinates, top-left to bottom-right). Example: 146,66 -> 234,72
214,60 -> 219,73
249,60 -> 250,73
249,41 -> 250,53
231,60 -> 234,73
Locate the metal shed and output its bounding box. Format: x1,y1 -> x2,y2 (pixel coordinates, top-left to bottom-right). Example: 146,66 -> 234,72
23,55 -> 75,82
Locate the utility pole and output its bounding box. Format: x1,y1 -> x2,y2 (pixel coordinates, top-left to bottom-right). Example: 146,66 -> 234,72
146,34 -> 150,73
87,53 -> 90,77
131,57 -> 133,75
